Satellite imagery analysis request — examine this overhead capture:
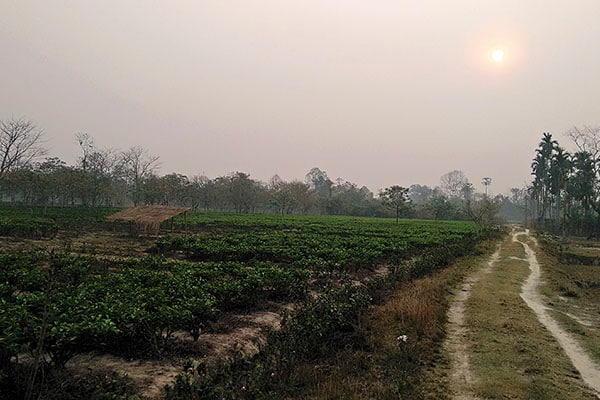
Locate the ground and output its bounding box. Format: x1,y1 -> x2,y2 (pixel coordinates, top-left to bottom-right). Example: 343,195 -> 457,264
440,227 -> 600,399
5,223 -> 600,399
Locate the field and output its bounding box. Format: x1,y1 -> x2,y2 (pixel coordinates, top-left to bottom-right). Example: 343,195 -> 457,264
0,207 -> 483,399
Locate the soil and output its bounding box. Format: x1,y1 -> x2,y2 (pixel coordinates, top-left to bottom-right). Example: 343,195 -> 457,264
445,227 -> 600,399
444,246 -> 500,400
68,307 -> 286,399
515,229 -> 600,397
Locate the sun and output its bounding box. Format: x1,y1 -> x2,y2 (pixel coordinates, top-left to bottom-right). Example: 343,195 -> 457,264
491,49 -> 505,63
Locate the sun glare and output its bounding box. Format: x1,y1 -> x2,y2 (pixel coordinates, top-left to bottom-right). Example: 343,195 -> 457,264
492,49 -> 505,63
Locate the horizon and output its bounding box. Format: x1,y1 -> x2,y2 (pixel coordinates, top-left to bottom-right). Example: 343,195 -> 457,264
2,1 -> 600,195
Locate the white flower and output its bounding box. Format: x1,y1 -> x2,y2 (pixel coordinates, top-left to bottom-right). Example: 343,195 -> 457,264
397,334 -> 408,343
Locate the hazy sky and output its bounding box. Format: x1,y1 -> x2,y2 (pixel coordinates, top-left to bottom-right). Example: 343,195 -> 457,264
2,1 -> 600,194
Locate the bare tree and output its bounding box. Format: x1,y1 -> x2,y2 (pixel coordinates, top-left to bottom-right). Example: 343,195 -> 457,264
0,117 -> 46,178
440,170 -> 469,198
566,125 -> 600,159
121,146 -> 161,206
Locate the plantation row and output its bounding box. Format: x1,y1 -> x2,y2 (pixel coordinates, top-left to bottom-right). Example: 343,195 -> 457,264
162,237 -> 483,400
0,208 -> 481,398
153,216 -> 476,271
0,206 -> 117,238
0,252 -> 309,370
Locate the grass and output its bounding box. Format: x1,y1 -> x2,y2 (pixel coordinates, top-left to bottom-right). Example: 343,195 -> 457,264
538,238 -> 600,365
287,240 -> 497,400
467,233 -> 597,399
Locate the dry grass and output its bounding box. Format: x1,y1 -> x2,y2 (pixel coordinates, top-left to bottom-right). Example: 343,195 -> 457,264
538,240 -> 600,365
107,205 -> 190,234
106,205 -> 190,224
295,242 -> 497,400
0,230 -> 153,258
467,234 -> 597,399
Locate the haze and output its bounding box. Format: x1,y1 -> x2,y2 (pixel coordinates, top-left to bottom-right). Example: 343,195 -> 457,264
2,1 -> 600,194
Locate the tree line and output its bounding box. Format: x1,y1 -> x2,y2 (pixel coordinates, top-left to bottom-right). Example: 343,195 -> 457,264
529,127 -> 600,236
1,117 -> 509,222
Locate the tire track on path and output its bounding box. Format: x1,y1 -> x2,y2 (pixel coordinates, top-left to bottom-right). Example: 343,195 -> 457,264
445,245 -> 501,400
515,229 -> 600,398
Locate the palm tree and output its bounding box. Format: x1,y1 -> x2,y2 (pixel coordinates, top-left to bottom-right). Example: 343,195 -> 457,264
549,146 -> 571,235
531,132 -> 558,226
569,151 -> 595,234
531,150 -> 549,223
481,177 -> 492,197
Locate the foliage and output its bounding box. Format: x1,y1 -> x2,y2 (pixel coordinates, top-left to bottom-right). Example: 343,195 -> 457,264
162,238 -> 482,399
379,185 -> 412,222
0,217 -> 58,238
0,210 -> 480,398
153,214 -> 476,273
529,130 -> 600,236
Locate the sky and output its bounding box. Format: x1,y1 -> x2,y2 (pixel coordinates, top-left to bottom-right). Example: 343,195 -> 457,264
2,1 -> 600,195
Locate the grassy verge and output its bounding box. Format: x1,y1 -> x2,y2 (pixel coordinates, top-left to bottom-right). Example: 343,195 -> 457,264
292,240 -> 498,399
537,237 -> 600,364
467,233 -> 596,399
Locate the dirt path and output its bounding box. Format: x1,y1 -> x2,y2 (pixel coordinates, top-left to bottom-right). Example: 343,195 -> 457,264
445,246 -> 500,400
514,229 -> 600,397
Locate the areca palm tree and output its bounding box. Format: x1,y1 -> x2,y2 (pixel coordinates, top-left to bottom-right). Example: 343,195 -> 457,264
531,132 -> 559,227
569,151 -> 596,234
549,146 -> 571,234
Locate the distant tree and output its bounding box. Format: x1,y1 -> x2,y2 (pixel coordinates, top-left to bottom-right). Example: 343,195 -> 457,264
305,167 -> 331,191
223,172 -> 264,213
426,193 -> 457,220
0,117 -> 46,178
550,147 -> 571,235
509,187 -> 530,225
75,134 -> 125,206
121,146 -> 161,206
269,175 -> 295,214
440,170 -> 469,198
408,184 -> 433,205
380,185 -> 412,222
327,180 -> 375,216
460,182 -> 475,202
567,125 -> 600,159
189,175 -> 218,211
142,173 -> 190,206
569,152 -> 595,226
464,197 -> 501,235
481,177 -> 492,197
305,167 -> 333,214
288,180 -> 314,214
531,132 -> 557,223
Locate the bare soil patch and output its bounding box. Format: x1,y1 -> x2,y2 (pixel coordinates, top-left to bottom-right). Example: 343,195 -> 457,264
68,306 -> 288,399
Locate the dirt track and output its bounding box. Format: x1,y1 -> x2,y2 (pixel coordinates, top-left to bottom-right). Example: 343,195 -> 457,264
444,247 -> 500,400
445,228 -> 600,399
515,229 -> 600,397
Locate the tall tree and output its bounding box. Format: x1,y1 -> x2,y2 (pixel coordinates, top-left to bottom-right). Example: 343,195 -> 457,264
531,132 -> 557,224
567,126 -> 600,159
408,184 -> 433,205
550,146 -> 571,234
0,118 -> 46,178
269,175 -> 295,215
121,146 -> 161,206
440,170 -> 469,199
481,177 -> 492,197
